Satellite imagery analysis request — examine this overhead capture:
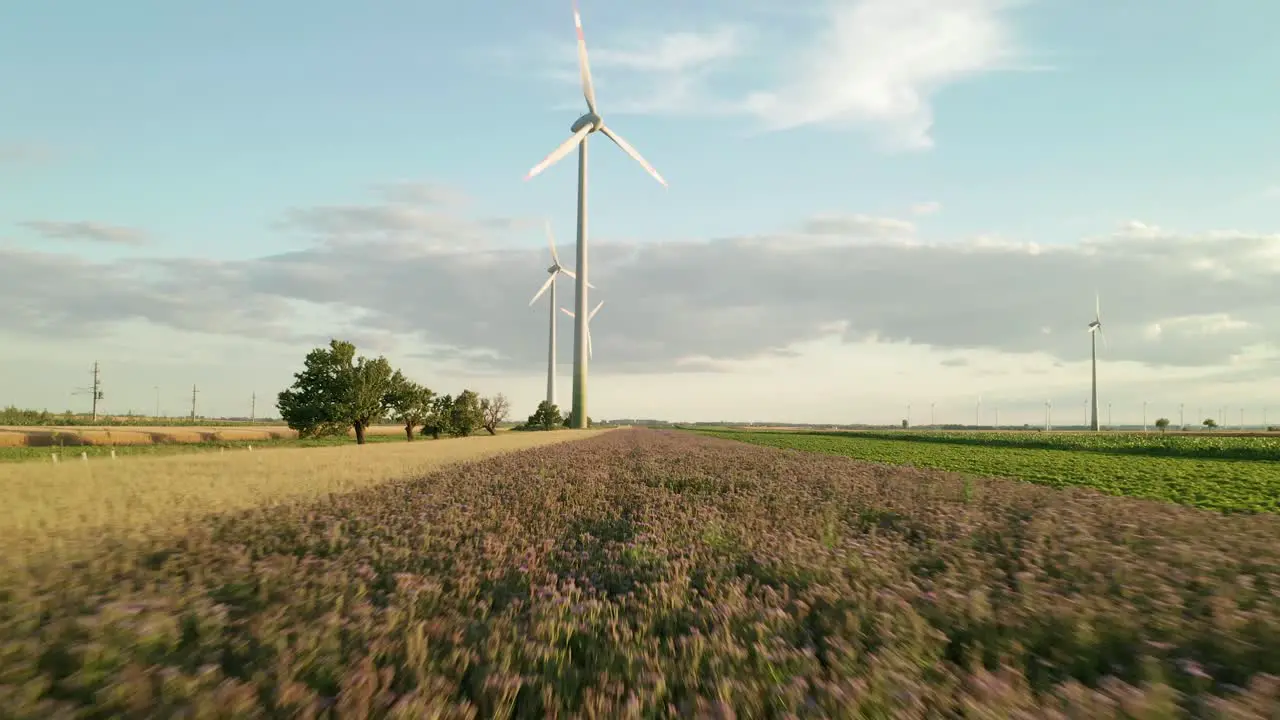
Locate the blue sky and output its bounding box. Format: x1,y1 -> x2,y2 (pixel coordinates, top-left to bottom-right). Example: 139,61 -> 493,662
2,0 -> 1278,424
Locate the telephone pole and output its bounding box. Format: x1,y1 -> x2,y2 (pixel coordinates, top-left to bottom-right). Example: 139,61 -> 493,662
250,392 -> 256,422
190,384 -> 199,421
73,362 -> 105,421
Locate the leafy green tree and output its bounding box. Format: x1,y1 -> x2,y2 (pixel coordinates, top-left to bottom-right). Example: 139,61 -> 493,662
526,401 -> 561,431
480,393 -> 510,435
1155,417 -> 1170,433
276,339 -> 396,444
422,394 -> 453,439
448,390 -> 484,437
385,372 -> 436,441
1203,418 -> 1218,429
563,412 -> 592,428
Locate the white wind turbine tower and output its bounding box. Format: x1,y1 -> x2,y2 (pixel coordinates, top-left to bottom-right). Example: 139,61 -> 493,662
1088,293 -> 1108,431
525,1 -> 668,429
561,301 -> 605,360
529,220 -> 593,410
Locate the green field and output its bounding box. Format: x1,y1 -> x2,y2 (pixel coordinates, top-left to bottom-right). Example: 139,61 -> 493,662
693,429 -> 1280,513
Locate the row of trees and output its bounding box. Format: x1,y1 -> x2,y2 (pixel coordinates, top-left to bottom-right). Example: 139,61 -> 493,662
276,340 -> 510,444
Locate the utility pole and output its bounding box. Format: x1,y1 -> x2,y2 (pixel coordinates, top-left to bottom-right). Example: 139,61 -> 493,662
251,392 -> 256,422
190,384 -> 199,421
73,362 -> 105,421
154,386 -> 160,418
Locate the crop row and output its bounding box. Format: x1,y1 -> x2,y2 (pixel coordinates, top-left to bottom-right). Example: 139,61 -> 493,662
696,429 -> 1280,513
795,429 -> 1280,461
2,429 -> 1278,716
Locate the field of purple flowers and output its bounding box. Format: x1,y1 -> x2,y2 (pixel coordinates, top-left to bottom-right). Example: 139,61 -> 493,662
2,429 -> 1278,717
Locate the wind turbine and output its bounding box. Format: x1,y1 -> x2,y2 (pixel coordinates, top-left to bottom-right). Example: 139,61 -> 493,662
529,220 -> 593,410
1088,293 -> 1108,431
524,1 -> 668,429
561,301 -> 605,360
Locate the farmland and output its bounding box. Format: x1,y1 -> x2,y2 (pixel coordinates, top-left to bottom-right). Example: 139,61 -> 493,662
0,423 -> 430,463
694,429 -> 1280,513
2,429 -> 1278,716
0,429 -> 610,572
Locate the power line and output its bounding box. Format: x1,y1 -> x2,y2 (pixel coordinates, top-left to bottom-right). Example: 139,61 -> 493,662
72,362 -> 104,421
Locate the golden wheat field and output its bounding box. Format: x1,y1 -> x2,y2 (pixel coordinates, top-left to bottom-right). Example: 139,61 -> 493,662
0,423 -> 411,447
0,428 -> 613,571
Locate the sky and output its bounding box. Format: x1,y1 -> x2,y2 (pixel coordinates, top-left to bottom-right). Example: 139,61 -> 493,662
2,0 -> 1278,426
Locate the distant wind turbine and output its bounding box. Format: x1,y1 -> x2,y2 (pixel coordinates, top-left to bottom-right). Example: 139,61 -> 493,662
524,1 -> 667,429
529,220 -> 593,410
1088,293 -> 1108,431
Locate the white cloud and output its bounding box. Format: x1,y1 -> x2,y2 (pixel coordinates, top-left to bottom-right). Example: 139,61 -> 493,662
1148,314 -> 1254,338
547,25 -> 746,115
19,220 -> 150,246
590,28 -> 743,74
535,0 -> 1027,148
743,0 -> 1022,148
3,188 -> 1279,423
911,201 -> 943,215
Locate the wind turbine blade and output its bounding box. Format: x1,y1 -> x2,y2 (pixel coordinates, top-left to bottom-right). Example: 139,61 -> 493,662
1095,292 -> 1102,323
573,1 -> 598,115
525,126 -> 591,181
586,324 -> 593,358
530,275 -> 555,306
557,267 -> 596,289
546,220 -> 560,266
599,125 -> 667,188
589,300 -> 604,321
1099,327 -> 1108,351
560,307 -> 575,318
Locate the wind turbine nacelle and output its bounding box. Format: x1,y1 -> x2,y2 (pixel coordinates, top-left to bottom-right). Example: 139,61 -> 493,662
571,113 -> 603,133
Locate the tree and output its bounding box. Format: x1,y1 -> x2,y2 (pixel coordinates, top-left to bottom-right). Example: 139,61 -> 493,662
480,393 -> 510,435
422,394 -> 453,439
448,390 -> 484,437
526,401 -> 561,431
277,339 -> 396,444
1203,418 -> 1218,429
386,372 -> 436,441
1155,417 -> 1170,433
563,412 -> 592,428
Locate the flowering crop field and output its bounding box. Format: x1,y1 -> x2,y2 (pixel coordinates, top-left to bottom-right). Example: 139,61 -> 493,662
693,429 -> 1280,514
2,429 -> 1278,716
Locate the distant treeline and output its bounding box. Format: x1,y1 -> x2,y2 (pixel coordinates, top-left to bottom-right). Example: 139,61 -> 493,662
0,406 -> 283,428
